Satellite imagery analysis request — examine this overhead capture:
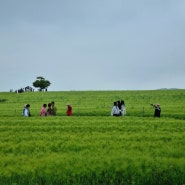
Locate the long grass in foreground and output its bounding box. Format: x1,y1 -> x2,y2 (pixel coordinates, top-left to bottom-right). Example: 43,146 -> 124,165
0,90 -> 185,184
0,116 -> 185,185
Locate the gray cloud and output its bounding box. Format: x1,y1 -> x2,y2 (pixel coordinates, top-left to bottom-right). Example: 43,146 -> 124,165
0,0 -> 185,91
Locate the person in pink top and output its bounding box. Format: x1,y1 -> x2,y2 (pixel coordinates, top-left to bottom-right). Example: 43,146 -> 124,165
40,104 -> 47,116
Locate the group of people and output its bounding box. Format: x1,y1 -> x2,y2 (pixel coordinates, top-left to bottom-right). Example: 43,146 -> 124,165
111,101 -> 161,117
22,102 -> 73,117
40,101 -> 57,116
22,100 -> 161,118
111,100 -> 126,116
15,86 -> 34,93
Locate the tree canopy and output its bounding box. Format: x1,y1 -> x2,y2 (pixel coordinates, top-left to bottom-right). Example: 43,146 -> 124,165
33,76 -> 51,91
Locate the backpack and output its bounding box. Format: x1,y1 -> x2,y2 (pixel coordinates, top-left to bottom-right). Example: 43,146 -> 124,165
22,107 -> 26,116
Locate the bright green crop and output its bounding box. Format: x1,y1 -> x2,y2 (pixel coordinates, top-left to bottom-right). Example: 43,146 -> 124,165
0,90 -> 185,185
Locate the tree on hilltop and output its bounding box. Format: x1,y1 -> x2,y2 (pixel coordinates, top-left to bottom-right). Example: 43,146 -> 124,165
33,76 -> 51,91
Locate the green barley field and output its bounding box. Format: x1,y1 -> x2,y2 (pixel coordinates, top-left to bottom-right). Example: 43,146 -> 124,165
0,90 -> 185,185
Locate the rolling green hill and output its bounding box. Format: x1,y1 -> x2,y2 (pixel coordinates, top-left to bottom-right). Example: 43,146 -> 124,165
0,90 -> 185,185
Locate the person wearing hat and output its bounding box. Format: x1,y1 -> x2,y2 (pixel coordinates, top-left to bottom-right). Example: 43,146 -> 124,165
66,103 -> 72,116
151,103 -> 161,117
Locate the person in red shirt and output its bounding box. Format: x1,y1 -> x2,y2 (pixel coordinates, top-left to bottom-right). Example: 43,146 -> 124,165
66,103 -> 72,116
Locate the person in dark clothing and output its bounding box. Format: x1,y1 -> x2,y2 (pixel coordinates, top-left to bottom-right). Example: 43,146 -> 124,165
47,103 -> 52,116
51,101 -> 57,116
117,100 -> 121,115
151,103 -> 161,117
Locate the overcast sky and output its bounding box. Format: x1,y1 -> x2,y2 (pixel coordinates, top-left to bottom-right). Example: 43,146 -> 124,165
0,0 -> 185,92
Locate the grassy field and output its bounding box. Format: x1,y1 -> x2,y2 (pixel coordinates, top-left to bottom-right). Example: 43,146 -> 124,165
0,90 -> 185,185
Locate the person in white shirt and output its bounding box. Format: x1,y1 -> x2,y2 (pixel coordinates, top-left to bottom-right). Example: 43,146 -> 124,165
22,104 -> 31,117
120,100 -> 126,116
111,102 -> 120,116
